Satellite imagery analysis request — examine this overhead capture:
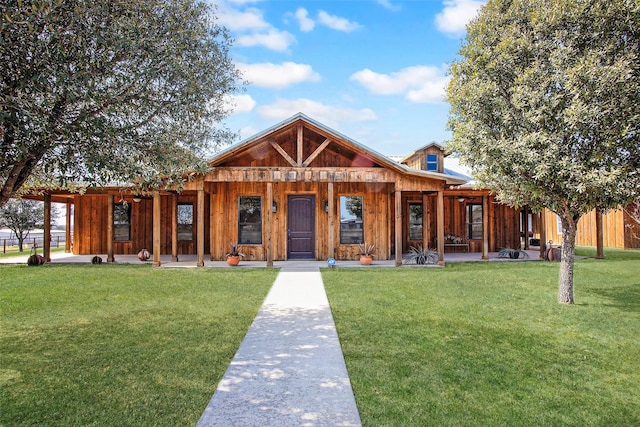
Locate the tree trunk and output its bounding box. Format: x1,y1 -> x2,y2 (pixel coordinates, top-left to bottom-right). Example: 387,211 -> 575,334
558,215 -> 578,304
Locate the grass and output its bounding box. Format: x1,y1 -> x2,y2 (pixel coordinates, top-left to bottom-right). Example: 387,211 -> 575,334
323,247 -> 640,426
0,264 -> 276,426
0,246 -> 66,258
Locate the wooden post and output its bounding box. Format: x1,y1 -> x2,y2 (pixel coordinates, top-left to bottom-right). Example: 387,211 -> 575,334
65,199 -> 72,253
152,191 -> 161,267
107,194 -> 114,262
328,182 -> 335,259
43,193 -> 51,263
297,124 -> 304,166
422,193 -> 429,251
394,187 -> 402,267
539,208 -> 547,259
171,193 -> 178,262
266,182 -> 274,267
596,208 -> 604,259
482,195 -> 489,260
437,189 -> 445,265
523,205 -> 530,250
209,192 -> 216,261
196,182 -> 205,267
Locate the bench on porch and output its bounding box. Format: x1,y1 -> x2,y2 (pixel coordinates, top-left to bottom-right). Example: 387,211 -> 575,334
442,235 -> 470,253
444,243 -> 470,253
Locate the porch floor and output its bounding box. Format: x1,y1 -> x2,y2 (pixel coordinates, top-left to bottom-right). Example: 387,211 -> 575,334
0,249 -> 544,267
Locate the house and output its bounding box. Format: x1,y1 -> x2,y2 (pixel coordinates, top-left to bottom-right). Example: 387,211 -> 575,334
34,113 -> 636,266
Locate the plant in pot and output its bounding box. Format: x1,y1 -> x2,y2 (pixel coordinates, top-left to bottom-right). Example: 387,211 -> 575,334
404,244 -> 438,265
225,242 -> 245,266
357,242 -> 375,265
497,248 -> 529,259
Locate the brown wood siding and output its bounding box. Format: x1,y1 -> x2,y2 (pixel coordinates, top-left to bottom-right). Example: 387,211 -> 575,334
543,208 -> 638,249
623,207 -> 640,249
208,180 -> 393,261
575,208 -> 636,249
402,145 -> 445,173
492,204 -> 522,250
72,194 -> 210,256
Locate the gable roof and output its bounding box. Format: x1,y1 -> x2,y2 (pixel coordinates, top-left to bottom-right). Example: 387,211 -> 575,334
398,142 -> 448,164
209,113 -> 466,185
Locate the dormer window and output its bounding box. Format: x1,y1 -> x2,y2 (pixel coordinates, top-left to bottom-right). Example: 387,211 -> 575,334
426,154 -> 438,171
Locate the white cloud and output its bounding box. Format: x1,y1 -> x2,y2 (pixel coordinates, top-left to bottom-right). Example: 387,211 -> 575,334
217,2 -> 296,52
376,0 -> 402,11
350,66 -> 450,103
294,8 -> 315,32
239,62 -> 320,89
236,29 -> 295,52
317,10 -> 362,32
225,0 -> 264,4
217,7 -> 270,32
223,93 -> 256,114
238,125 -> 260,140
435,0 -> 485,36
257,98 -> 377,127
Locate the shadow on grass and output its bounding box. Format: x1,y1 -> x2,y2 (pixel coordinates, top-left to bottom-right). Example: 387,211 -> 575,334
588,284 -> 640,311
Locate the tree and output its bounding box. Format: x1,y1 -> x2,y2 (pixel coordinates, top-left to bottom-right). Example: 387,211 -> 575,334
1,0 -> 241,208
447,0 -> 640,304
0,199 -> 59,252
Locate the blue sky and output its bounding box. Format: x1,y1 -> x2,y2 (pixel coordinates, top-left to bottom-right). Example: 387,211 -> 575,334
216,0 -> 486,156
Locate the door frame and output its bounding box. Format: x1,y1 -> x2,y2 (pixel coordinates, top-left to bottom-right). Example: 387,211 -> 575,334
287,194 -> 316,259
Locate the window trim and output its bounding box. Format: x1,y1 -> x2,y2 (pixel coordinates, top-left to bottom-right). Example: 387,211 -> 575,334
177,202 -> 194,242
425,153 -> 438,171
113,202 -> 131,242
408,202 -> 423,241
238,196 -> 263,245
339,195 -> 364,245
466,203 -> 483,240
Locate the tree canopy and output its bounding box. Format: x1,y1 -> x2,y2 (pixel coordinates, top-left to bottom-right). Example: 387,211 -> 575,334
1,0 -> 241,208
447,0 -> 640,303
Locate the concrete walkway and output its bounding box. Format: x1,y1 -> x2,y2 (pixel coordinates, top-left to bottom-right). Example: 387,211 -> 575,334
196,267 -> 362,427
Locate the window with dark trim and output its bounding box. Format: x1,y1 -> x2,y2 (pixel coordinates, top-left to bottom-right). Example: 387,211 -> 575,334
177,203 -> 194,241
340,196 -> 363,244
409,202 -> 423,241
238,196 -> 262,244
426,154 -> 438,171
466,204 -> 483,240
113,203 -> 131,241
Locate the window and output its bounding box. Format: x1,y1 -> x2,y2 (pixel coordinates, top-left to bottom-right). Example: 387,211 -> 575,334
409,202 -> 423,241
177,203 -> 193,241
340,196 -> 363,244
238,196 -> 262,244
113,203 -> 131,241
556,215 -> 563,235
426,154 -> 438,171
466,204 -> 483,240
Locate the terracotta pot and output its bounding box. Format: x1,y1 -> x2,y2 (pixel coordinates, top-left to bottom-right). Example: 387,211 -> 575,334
137,248 -> 150,261
226,255 -> 241,266
360,255 -> 373,265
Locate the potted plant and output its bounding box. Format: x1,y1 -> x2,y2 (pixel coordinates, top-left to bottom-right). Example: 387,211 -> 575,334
357,242 -> 375,265
225,242 -> 245,266
404,245 -> 438,265
497,248 -> 530,259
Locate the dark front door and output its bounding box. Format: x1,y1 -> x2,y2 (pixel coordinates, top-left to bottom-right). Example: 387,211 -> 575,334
288,195 -> 315,259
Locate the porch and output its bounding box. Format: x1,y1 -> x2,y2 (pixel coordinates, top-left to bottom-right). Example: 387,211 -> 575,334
0,250 -> 544,267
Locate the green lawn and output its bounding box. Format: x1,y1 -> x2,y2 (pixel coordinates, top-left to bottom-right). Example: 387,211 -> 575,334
2,250 -> 639,426
0,265 -> 276,426
323,247 -> 640,426
0,246 -> 66,258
